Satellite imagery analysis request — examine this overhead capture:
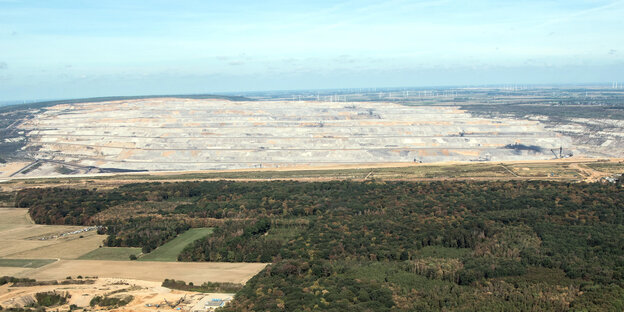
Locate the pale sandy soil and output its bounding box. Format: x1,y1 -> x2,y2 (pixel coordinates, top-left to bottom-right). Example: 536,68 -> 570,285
2,157 -> 621,182
0,277 -> 235,311
568,162 -> 608,182
1,158 -> 621,193
0,162 -> 30,178
19,260 -> 267,285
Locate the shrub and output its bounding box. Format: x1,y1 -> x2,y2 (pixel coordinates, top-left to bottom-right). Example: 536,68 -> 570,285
0,276 -> 36,286
162,279 -> 243,293
90,295 -> 133,307
35,292 -> 69,307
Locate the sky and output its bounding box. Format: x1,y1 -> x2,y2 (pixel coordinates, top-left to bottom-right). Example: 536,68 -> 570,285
1,0 -> 623,101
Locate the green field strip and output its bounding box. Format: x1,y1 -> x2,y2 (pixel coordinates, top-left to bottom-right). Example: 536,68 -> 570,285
0,258 -> 57,268
77,247 -> 142,261
139,228 -> 213,262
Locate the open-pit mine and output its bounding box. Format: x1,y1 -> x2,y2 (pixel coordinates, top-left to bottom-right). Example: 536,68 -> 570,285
13,98 -> 579,174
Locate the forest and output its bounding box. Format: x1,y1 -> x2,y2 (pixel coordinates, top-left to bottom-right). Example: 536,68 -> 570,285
14,180 -> 624,311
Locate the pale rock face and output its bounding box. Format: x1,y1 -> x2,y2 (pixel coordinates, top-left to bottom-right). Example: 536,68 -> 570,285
18,98 -> 586,171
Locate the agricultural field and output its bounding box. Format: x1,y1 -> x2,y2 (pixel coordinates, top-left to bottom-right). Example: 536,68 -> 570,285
0,259 -> 56,268
78,228 -> 213,261
0,207 -> 34,228
0,208 -> 103,260
139,228 -> 213,261
0,208 -> 106,279
7,233 -> 105,260
22,260 -> 266,285
78,247 -> 142,261
0,207 -> 266,310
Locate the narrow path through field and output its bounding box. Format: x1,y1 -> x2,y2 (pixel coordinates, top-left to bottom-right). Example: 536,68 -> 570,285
499,163 -> 518,177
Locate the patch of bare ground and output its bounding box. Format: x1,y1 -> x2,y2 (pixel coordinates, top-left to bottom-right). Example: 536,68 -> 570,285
0,162 -> 31,178
0,277 -> 236,311
2,158 -> 622,192
18,260 -> 267,285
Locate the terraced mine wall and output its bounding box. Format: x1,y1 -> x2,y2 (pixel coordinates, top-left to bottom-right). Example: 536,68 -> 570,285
19,98 -> 573,171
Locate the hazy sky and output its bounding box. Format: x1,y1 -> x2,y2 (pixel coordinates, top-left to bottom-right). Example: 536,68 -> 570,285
1,0 -> 623,100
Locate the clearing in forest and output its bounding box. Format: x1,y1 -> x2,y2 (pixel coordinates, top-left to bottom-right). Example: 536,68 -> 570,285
139,228 -> 213,261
